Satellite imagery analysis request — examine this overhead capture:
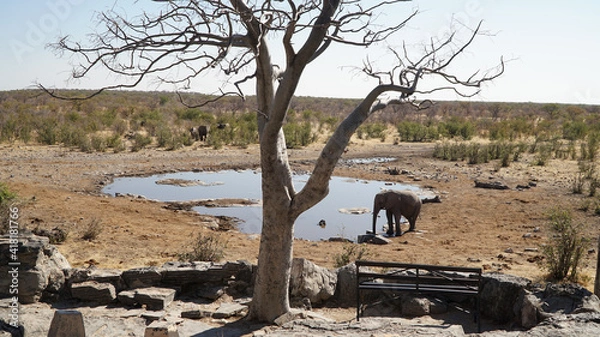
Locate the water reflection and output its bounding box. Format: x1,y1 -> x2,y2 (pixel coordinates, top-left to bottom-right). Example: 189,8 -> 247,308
103,170 -> 429,241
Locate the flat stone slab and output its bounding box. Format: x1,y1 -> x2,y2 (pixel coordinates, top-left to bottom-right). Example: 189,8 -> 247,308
181,308 -> 213,319
117,287 -> 176,310
144,321 -> 180,337
212,302 -> 248,319
71,281 -> 116,304
357,234 -> 391,245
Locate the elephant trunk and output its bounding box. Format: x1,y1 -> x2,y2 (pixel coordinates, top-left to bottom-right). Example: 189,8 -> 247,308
372,207 -> 380,235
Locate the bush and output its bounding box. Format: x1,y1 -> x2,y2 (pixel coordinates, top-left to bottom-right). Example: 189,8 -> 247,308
284,121 -> 316,148
0,183 -> 17,235
334,243 -> 369,268
396,121 -> 437,142
357,122 -> 387,140
81,218 -> 103,241
131,133 -> 152,152
178,232 -> 226,262
540,209 -> 589,282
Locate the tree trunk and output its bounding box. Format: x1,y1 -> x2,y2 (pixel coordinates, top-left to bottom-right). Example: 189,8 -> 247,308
595,236 -> 600,297
248,129 -> 296,322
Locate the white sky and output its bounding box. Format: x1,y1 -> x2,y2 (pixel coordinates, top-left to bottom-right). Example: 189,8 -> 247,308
0,0 -> 598,105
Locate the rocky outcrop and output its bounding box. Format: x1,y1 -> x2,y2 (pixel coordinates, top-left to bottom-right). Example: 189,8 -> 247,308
0,234 -> 70,303
480,272 -> 600,328
290,258 -> 337,306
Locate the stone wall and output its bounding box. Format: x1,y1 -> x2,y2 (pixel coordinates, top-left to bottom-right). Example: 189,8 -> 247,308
3,234 -> 600,331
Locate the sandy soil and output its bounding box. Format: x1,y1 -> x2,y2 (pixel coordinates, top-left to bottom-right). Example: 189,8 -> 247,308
1,139 -> 598,289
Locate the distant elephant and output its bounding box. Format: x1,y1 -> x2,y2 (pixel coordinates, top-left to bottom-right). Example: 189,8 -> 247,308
190,126 -> 199,140
372,190 -> 421,236
197,125 -> 209,141
190,125 -> 210,141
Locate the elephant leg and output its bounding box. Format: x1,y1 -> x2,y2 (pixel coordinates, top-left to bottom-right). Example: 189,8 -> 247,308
407,215 -> 416,232
394,213 -> 402,236
385,210 -> 394,236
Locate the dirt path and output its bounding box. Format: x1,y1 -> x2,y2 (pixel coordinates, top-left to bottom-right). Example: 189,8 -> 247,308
1,141 -> 597,288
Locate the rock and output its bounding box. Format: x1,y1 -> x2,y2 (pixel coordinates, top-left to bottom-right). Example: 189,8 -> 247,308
334,263 -> 358,307
71,281 -> 116,304
47,310 -> 85,337
122,267 -> 163,288
181,308 -> 212,319
130,287 -> 176,310
541,283 -> 600,315
87,268 -> 125,291
289,258 -> 337,306
117,289 -> 137,307
338,207 -> 370,215
401,296 -> 431,316
212,302 -> 248,319
197,286 -> 225,301
474,180 -> 509,190
520,293 -> 541,329
144,321 -> 180,337
273,308 -> 333,326
480,272 -> 531,324
141,311 -> 166,321
161,261 -> 246,286
357,234 -> 391,245
0,234 -> 70,304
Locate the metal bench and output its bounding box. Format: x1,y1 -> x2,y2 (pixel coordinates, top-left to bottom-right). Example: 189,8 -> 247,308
356,260 -> 482,332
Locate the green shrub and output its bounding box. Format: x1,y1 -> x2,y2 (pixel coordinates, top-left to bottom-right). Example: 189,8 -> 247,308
178,232 -> 226,262
90,135 -> 107,152
540,209 -> 589,282
284,121 -> 316,148
357,122 -> 387,140
131,133 -> 152,152
334,243 -> 369,268
396,121 -> 437,142
37,122 -> 59,145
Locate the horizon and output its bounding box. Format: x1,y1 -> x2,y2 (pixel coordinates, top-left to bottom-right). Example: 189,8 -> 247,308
1,1 -> 599,105
3,87 -> 599,107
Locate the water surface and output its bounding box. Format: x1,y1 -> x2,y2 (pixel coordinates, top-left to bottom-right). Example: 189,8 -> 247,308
103,170 -> 428,241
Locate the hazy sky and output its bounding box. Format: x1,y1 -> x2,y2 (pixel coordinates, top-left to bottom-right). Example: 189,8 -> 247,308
0,0 -> 598,105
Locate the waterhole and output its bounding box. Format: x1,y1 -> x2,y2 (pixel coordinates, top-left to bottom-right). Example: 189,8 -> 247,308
103,169 -> 430,241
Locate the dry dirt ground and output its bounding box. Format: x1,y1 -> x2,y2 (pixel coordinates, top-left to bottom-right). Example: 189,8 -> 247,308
2,138 -> 599,292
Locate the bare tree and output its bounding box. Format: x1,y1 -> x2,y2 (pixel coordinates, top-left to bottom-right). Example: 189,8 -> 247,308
40,0 -> 503,322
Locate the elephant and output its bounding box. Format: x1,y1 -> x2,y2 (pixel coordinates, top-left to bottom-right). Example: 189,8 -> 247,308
190,125 -> 210,141
372,190 -> 421,237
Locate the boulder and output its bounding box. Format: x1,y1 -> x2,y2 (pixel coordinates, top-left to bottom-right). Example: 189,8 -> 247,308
480,272 -> 531,324
71,281 -> 116,304
334,263 -> 358,307
480,272 -> 600,328
289,258 -> 337,306
400,296 -> 431,316
540,283 -> 600,315
0,234 -> 70,304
